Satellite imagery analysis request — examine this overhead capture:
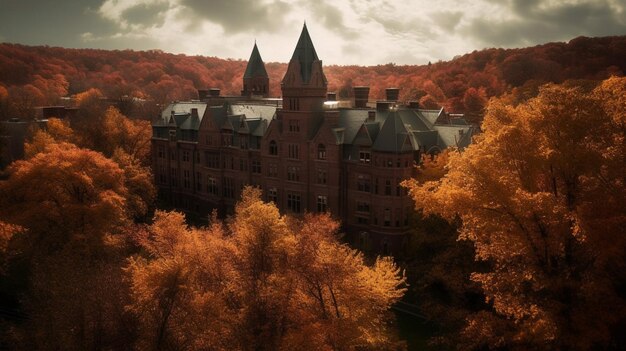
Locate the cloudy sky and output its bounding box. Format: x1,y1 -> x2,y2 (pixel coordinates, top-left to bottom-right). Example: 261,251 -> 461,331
1,0 -> 625,65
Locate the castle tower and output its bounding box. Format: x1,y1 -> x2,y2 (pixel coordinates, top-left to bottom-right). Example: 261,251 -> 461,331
281,23 -> 327,112
241,42 -> 269,97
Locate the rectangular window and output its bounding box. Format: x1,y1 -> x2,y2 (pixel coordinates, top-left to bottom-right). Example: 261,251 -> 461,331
317,195 -> 328,213
207,177 -> 218,195
205,152 -> 220,168
251,160 -> 262,174
170,168 -> 178,187
224,177 -> 234,198
384,208 -> 391,227
205,134 -> 212,145
287,193 -> 301,213
182,151 -> 190,162
268,163 -> 278,178
288,144 -> 299,159
385,179 -> 392,195
268,188 -> 278,203
183,170 -> 191,189
287,166 -> 300,182
222,132 -> 233,146
359,151 -> 371,164
288,119 -> 300,132
357,216 -> 369,225
240,136 -> 249,150
196,172 -> 202,191
317,169 -> 327,184
357,175 -> 371,193
356,201 -> 370,213
159,165 -> 167,183
157,146 -> 165,158
239,159 -> 247,171
170,150 -> 176,161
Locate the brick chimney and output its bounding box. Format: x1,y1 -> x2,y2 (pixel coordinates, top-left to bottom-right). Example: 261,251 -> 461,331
209,88 -> 221,97
353,86 -> 370,108
326,92 -> 337,101
386,88 -> 400,102
198,89 -> 209,100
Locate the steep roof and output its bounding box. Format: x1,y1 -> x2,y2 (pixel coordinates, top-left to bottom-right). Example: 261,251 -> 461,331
290,23 -> 319,83
243,43 -> 268,79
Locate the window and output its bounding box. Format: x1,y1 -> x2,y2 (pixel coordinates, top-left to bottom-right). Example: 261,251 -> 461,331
182,151 -> 190,162
170,150 -> 176,160
239,159 -> 247,171
159,165 -> 167,183
268,188 -> 278,203
222,132 -> 233,146
386,159 -> 393,167
269,140 -> 278,155
224,177 -> 234,198
287,193 -> 301,213
289,119 -> 300,132
251,160 -> 261,174
289,98 -> 300,111
268,163 -> 278,178
205,134 -> 212,145
317,169 -> 327,184
287,166 -> 300,182
385,179 -> 392,195
183,170 -> 190,189
317,195 -> 328,213
357,175 -> 371,192
357,216 -> 369,225
384,208 -> 391,227
359,151 -> 371,164
205,152 -> 219,168
169,129 -> 176,141
317,144 -> 326,160
240,136 -> 249,149
357,201 -> 370,213
196,172 -> 202,191
396,178 -> 402,196
157,146 -> 165,158
170,168 -> 178,186
207,177 -> 218,195
288,144 -> 299,159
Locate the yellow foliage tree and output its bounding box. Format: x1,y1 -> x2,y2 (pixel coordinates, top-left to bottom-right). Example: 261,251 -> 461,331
404,77 -> 626,350
127,187 -> 407,350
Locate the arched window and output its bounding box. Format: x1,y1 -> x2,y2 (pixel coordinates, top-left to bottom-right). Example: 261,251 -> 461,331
269,140 -> 278,155
317,144 -> 326,160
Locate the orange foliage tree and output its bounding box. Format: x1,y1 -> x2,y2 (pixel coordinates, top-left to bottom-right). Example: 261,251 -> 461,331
404,77 -> 626,350
127,187 -> 407,350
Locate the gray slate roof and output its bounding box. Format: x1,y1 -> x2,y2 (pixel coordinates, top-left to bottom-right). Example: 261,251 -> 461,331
243,43 -> 268,79
290,23 -> 319,83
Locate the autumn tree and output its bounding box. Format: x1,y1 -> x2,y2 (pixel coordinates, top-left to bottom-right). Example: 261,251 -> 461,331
404,77 -> 626,350
0,142 -> 144,349
127,187 -> 407,350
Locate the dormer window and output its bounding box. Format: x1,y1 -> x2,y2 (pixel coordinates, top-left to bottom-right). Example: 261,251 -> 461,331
269,140 -> 278,155
318,144 -> 326,160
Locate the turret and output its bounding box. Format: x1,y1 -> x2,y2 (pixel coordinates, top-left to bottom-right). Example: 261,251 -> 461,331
242,42 -> 269,97
281,23 -> 327,112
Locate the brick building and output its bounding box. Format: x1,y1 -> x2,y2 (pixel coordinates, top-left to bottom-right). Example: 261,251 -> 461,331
151,24 -> 474,255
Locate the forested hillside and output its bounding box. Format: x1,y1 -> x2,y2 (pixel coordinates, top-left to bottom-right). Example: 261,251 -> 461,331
0,35 -> 624,122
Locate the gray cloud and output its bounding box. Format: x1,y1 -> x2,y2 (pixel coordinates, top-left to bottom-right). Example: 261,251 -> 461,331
350,0 -> 434,40
461,0 -> 626,47
305,0 -> 359,39
180,0 -> 292,34
433,11 -> 463,33
121,2 -> 171,28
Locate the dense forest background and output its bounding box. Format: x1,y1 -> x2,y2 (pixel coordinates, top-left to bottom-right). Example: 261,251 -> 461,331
1,35 -> 625,350
1,35 -> 625,123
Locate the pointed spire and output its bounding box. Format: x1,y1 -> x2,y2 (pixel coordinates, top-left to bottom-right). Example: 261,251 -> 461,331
290,23 -> 319,83
244,42 -> 268,79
